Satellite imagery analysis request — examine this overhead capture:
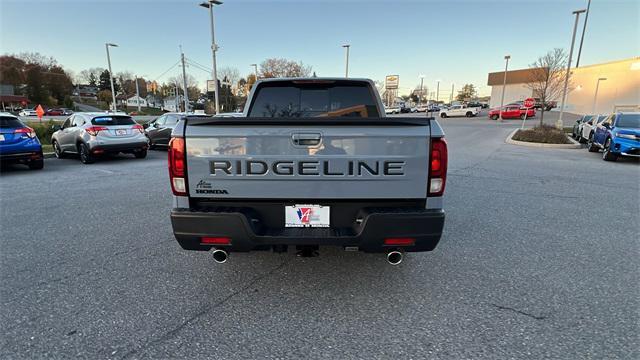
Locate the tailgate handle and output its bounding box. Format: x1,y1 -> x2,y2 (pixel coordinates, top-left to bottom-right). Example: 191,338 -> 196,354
291,133 -> 322,146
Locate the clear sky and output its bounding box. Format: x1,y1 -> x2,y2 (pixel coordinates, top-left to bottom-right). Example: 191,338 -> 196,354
1,0 -> 638,96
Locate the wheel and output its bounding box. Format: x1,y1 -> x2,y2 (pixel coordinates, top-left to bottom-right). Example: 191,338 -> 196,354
134,149 -> 147,159
28,159 -> 44,170
79,143 -> 95,164
490,114 -> 499,120
466,112 -> 473,117
520,114 -> 526,120
146,135 -> 155,150
53,140 -> 65,159
602,138 -> 618,161
440,113 -> 447,118
587,135 -> 599,152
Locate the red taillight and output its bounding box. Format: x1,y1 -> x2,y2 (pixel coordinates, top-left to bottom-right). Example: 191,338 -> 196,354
132,124 -> 144,133
428,137 -> 448,197
384,238 -> 415,246
86,126 -> 108,136
15,127 -> 36,138
201,237 -> 231,245
168,137 -> 187,196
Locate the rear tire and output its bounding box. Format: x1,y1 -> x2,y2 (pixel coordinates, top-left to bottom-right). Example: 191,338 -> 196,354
440,113 -> 447,118
134,149 -> 147,159
53,140 -> 65,159
28,159 -> 44,170
520,114 -> 526,120
79,143 -> 94,164
466,112 -> 473,117
602,138 -> 618,161
587,135 -> 599,152
490,114 -> 499,120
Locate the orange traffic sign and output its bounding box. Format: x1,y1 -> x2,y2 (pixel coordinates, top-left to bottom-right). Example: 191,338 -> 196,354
35,104 -> 45,119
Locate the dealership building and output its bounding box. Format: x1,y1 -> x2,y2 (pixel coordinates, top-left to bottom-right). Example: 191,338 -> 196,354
487,57 -> 640,115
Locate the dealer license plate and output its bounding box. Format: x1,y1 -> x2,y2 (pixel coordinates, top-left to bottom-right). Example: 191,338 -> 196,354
285,205 -> 330,228
115,129 -> 127,136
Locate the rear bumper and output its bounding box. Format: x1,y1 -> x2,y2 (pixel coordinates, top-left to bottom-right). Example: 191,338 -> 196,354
171,207 -> 445,253
0,149 -> 43,162
90,141 -> 148,153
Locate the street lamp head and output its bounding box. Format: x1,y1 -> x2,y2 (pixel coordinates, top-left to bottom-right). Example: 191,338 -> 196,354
419,74 -> 425,79
250,63 -> 257,67
106,43 -> 118,47
200,0 -> 223,8
342,44 -> 350,48
598,77 -> 607,81
573,9 -> 587,14
504,55 -> 511,60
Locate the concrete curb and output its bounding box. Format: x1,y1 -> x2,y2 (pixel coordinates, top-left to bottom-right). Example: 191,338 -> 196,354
43,152 -> 56,159
505,129 -> 582,149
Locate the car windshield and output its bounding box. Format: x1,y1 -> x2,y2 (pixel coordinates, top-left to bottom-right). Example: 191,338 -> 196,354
91,116 -> 135,126
616,114 -> 640,128
248,82 -> 380,118
0,116 -> 24,128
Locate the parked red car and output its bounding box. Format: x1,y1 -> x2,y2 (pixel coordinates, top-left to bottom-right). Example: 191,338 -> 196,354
488,105 -> 535,120
45,108 -> 64,116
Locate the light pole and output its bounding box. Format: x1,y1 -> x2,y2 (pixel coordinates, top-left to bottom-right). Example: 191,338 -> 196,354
250,63 -> 258,80
200,0 -> 223,115
450,83 -> 454,104
342,44 -> 350,78
134,75 -> 141,112
558,9 -> 587,128
576,0 -> 591,68
105,43 -> 118,111
592,77 -> 607,114
418,75 -> 424,106
435,80 -> 440,103
499,55 -> 510,122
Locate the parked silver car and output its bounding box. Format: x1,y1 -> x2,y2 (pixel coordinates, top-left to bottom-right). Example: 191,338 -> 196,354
51,112 -> 148,164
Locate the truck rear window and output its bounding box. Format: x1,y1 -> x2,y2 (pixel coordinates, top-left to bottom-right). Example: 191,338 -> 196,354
248,82 -> 380,118
0,116 -> 24,128
91,116 -> 135,126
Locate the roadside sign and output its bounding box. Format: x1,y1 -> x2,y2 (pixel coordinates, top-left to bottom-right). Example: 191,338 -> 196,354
35,104 -> 45,121
521,98 -> 535,129
206,80 -> 217,93
385,75 -> 399,90
524,98 -> 535,108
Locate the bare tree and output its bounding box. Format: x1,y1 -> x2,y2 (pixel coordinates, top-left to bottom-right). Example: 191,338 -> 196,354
77,67 -> 105,85
526,48 -> 569,126
260,58 -> 312,78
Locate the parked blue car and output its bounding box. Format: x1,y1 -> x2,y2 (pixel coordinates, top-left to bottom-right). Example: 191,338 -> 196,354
0,112 -> 44,170
589,112 -> 640,161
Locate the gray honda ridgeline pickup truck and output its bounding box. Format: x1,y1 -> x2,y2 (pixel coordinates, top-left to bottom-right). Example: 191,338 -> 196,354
169,78 -> 447,265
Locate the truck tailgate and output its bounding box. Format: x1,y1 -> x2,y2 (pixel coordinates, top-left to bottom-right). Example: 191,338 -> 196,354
184,119 -> 430,199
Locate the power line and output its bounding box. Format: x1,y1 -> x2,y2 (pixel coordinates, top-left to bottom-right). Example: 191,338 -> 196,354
149,61 -> 181,82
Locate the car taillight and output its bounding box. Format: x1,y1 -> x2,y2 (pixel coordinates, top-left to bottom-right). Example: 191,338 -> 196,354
132,124 -> 144,133
201,237 -> 231,245
15,127 -> 36,138
428,137 -> 447,197
384,238 -> 415,246
86,126 -> 108,136
168,137 -> 187,196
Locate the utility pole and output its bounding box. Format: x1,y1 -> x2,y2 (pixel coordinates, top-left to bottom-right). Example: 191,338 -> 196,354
135,75 -> 141,112
591,77 -> 607,114
436,80 -> 440,103
200,1 -> 222,114
499,55 -> 510,122
175,82 -> 180,112
558,9 -> 587,128
342,44 -> 350,78
419,75 -> 424,106
181,50 -> 189,113
250,63 -> 258,80
105,43 -> 118,111
450,83 -> 454,104
576,0 -> 591,68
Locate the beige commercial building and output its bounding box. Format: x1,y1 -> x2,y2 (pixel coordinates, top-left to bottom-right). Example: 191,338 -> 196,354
487,57 -> 640,115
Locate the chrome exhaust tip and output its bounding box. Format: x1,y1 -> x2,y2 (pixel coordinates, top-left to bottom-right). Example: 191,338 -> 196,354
212,249 -> 228,264
387,251 -> 403,265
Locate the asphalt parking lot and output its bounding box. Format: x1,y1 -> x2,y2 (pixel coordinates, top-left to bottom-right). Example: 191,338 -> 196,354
1,116 -> 638,359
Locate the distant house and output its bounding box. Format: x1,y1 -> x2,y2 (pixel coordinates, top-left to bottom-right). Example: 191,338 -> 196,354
0,84 -> 29,111
145,94 -> 162,109
126,95 -> 147,108
74,85 -> 98,98
163,96 -> 179,112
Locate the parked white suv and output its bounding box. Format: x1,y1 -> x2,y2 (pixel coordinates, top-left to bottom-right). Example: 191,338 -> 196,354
439,105 -> 478,118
